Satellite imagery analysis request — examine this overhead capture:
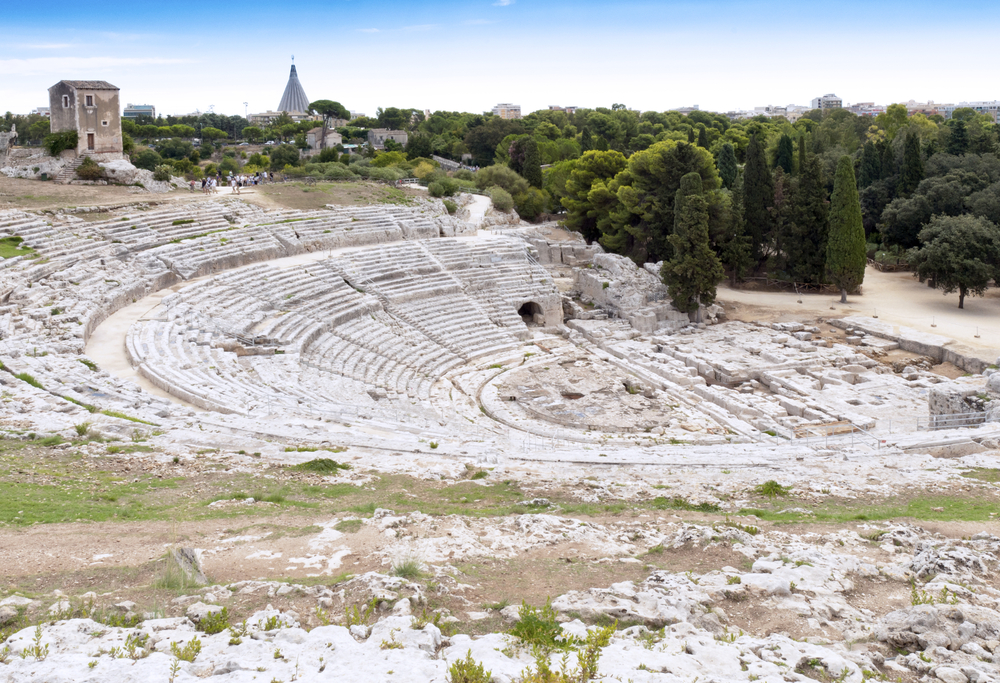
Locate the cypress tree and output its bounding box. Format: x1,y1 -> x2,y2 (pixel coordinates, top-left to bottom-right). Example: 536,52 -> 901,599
773,134 -> 794,174
826,156 -> 867,303
899,132 -> 924,196
522,138 -> 542,188
580,128 -> 592,152
787,156 -> 829,284
687,128 -> 696,144
742,133 -> 774,268
858,141 -> 881,189
661,172 -> 724,321
797,135 -> 806,175
720,174 -> 752,285
697,124 -> 709,149
769,168 -> 794,276
880,141 -> 897,180
716,142 -> 737,190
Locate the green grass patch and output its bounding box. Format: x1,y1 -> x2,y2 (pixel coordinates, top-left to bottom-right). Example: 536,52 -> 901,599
391,558 -> 427,580
961,468 -> 1000,483
99,409 -> 157,425
171,219 -> 195,226
334,519 -> 363,533
741,493 -> 998,523
290,458 -> 351,474
13,373 -> 44,390
651,496 -> 721,513
77,358 -> 98,371
0,236 -> 36,259
755,480 -> 792,498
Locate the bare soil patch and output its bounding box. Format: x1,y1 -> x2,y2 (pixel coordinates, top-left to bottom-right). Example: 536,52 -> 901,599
244,181 -> 424,212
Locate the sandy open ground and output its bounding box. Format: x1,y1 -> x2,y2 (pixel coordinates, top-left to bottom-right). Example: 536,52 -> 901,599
717,267 -> 1000,362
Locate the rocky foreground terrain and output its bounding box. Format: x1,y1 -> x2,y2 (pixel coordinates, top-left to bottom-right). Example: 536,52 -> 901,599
1,438 -> 998,683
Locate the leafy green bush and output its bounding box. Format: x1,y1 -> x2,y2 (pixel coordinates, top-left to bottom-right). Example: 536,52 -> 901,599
443,199 -> 458,214
218,157 -> 240,175
317,147 -> 341,163
197,607 -> 230,635
488,186 -> 514,212
476,164 -> 529,196
509,600 -> 572,651
322,164 -> 359,180
755,480 -> 792,498
169,636 -> 201,662
152,165 -> 172,182
75,157 -> 104,181
514,187 -> 549,221
453,169 -> 475,182
44,131 -> 78,156
355,165 -> 408,182
132,149 -> 162,171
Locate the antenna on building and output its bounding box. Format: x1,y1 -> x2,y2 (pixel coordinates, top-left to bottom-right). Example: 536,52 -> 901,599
291,55 -> 295,63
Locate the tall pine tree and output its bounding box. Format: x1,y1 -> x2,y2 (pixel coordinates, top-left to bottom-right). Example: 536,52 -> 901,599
661,172 -> 724,321
774,134 -> 794,174
716,142 -> 737,190
826,156 -> 866,303
742,133 -> 774,269
899,132 -> 924,196
797,135 -> 806,176
697,124 -> 709,149
858,141 -> 881,189
946,120 -> 969,156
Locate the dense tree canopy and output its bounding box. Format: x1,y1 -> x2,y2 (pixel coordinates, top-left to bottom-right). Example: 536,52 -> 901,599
909,215 -> 1000,308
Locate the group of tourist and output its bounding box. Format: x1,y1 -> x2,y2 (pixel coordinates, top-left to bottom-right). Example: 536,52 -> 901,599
228,172 -> 269,195
189,171 -> 271,194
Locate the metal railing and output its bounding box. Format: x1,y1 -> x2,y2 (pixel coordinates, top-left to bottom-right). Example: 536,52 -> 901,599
916,411 -> 989,431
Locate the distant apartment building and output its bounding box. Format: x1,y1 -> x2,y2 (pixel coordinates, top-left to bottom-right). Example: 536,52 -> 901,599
810,94 -> 842,110
247,110 -> 319,126
31,106 -> 50,118
548,105 -> 577,115
123,103 -> 156,120
672,105 -> 700,115
942,101 -> 1000,122
492,103 -> 522,120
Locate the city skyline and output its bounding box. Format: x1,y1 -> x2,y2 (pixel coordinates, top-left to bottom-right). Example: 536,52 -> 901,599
3,0 -> 1000,117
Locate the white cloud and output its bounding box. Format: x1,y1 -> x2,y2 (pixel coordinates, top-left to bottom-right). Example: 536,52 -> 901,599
0,57 -> 194,76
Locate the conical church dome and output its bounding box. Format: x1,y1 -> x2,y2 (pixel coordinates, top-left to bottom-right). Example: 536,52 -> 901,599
278,63 -> 310,113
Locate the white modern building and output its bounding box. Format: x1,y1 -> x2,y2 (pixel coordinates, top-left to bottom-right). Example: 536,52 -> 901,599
810,94 -> 842,110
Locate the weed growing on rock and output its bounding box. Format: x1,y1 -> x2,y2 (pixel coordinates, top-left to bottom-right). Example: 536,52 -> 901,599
392,558 -> 427,580
73,422 -> 91,437
650,496 -> 720,513
169,636 -> 201,662
449,650 -> 492,683
13,372 -> 43,390
343,598 -> 379,628
22,626 -> 48,661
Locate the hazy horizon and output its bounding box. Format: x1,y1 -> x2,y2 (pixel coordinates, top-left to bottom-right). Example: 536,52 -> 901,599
3,0 -> 999,118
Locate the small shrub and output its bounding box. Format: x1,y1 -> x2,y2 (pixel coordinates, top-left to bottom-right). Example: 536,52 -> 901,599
508,600 -> 571,652
443,199 -> 458,215
197,607 -> 229,635
290,458 -> 351,474
74,422 -> 91,437
470,470 -> 488,480
488,186 -> 514,212
169,636 -> 201,662
448,650 -> 493,683
75,157 -> 105,181
429,441 -> 439,449
755,480 -> 791,498
152,165 -> 172,182
727,575 -> 742,585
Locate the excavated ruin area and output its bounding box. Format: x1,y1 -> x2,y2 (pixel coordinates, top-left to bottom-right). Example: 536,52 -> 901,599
0,187 -> 998,683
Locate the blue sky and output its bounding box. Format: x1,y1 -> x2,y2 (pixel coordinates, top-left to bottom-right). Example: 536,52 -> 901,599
2,1 -> 999,118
